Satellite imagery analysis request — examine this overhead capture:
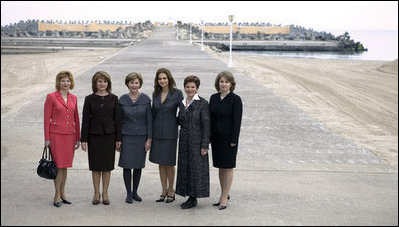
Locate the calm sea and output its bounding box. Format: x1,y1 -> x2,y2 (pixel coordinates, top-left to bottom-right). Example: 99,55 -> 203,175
234,30 -> 398,61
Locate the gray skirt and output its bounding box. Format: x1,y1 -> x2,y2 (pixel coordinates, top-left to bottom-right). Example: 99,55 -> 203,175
118,135 -> 147,169
149,138 -> 178,166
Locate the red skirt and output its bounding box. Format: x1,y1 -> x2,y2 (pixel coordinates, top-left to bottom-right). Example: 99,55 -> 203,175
49,133 -> 76,168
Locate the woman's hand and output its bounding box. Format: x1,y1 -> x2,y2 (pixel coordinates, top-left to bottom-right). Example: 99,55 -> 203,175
44,140 -> 50,147
81,142 -> 87,151
201,148 -> 209,157
230,143 -> 237,147
145,138 -> 152,152
75,141 -> 80,150
116,142 -> 122,152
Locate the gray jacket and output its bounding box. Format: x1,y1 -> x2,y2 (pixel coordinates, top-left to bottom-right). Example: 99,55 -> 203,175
119,93 -> 152,138
152,90 -> 183,139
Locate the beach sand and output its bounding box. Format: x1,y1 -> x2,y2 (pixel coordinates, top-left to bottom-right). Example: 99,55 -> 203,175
1,48 -> 122,118
208,49 -> 398,168
1,47 -> 397,168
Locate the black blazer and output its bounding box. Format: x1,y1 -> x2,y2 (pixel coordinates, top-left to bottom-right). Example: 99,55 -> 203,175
209,92 -> 243,144
81,93 -> 121,142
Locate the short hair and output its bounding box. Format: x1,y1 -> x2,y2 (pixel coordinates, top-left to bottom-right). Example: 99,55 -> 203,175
214,71 -> 236,92
91,71 -> 112,93
55,71 -> 74,90
184,75 -> 200,88
125,72 -> 143,88
153,68 -> 177,96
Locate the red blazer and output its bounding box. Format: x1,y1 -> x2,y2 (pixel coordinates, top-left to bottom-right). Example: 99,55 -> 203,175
44,90 -> 80,141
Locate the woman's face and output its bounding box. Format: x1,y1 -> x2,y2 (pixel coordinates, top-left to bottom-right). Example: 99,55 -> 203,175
128,78 -> 141,93
219,76 -> 231,92
157,73 -> 169,88
96,78 -> 108,92
184,82 -> 198,99
59,76 -> 71,91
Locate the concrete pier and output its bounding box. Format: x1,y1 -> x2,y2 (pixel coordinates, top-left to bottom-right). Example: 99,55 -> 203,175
1,27 -> 397,225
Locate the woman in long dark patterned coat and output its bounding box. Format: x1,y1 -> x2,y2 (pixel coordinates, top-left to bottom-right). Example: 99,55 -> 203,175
176,75 -> 210,209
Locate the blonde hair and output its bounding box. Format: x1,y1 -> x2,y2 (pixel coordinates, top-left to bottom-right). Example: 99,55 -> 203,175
55,71 -> 75,90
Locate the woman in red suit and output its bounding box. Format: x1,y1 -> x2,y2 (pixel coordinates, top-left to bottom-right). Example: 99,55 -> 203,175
44,71 -> 81,207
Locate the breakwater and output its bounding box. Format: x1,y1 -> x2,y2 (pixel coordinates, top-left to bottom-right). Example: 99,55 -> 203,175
196,40 -> 342,52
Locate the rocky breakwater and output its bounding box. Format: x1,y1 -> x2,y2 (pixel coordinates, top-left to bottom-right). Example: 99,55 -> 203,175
1,20 -> 154,54
177,22 -> 367,52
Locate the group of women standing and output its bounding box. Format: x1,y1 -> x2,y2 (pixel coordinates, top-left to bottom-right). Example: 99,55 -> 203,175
43,68 -> 242,210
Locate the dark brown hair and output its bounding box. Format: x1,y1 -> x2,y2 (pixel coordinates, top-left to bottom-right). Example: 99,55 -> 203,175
153,68 -> 178,96
92,71 -> 112,93
184,75 -> 200,88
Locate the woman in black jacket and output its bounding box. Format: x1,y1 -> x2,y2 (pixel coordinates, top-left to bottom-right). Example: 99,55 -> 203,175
210,71 -> 243,210
81,71 -> 121,205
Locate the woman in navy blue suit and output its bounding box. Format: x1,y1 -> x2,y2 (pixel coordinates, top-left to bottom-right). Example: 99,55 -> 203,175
209,71 -> 243,210
149,68 -> 183,203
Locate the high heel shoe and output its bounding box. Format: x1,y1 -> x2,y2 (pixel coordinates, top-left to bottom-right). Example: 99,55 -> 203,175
53,201 -> 62,207
92,194 -> 100,205
155,194 -> 166,202
165,193 -> 175,203
61,197 -> 72,204
212,195 -> 230,206
102,194 -> 110,205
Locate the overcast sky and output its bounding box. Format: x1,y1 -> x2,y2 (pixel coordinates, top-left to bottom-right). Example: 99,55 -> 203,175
1,1 -> 398,33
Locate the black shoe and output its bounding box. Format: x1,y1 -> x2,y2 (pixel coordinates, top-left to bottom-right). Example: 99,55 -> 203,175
53,201 -> 62,207
165,193 -> 175,203
156,194 -> 166,202
61,198 -> 72,204
102,194 -> 110,205
180,197 -> 191,207
181,197 -> 197,209
212,195 -> 230,206
125,194 -> 133,204
218,205 -> 227,210
133,194 -> 142,202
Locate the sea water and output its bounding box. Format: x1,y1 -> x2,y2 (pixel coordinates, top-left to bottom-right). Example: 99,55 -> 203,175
234,30 -> 398,61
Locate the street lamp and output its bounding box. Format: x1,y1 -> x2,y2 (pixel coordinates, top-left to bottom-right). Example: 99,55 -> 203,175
189,23 -> 192,44
228,15 -> 234,68
201,20 -> 204,51
176,21 -> 179,40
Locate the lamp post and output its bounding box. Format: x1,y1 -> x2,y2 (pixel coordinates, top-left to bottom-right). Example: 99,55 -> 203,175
201,20 -> 204,51
189,24 -> 192,44
176,21 -> 179,40
228,15 -> 234,68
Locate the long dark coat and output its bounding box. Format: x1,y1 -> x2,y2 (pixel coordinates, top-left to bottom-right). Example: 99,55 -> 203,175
175,96 -> 210,198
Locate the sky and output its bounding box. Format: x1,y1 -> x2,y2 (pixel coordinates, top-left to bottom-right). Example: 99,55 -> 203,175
1,1 -> 398,33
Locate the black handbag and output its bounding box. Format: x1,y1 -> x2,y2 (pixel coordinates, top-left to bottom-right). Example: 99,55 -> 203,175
37,146 -> 58,179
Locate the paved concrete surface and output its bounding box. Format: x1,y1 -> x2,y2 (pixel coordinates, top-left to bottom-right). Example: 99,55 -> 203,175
1,27 -> 398,226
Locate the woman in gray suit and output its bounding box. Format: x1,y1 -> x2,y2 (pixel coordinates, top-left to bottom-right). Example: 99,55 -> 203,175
176,75 -> 210,209
149,68 -> 183,203
118,72 -> 152,204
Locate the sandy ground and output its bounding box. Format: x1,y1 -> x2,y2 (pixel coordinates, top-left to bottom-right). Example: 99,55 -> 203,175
1,48 -> 122,118
208,49 -> 398,168
1,47 -> 397,168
